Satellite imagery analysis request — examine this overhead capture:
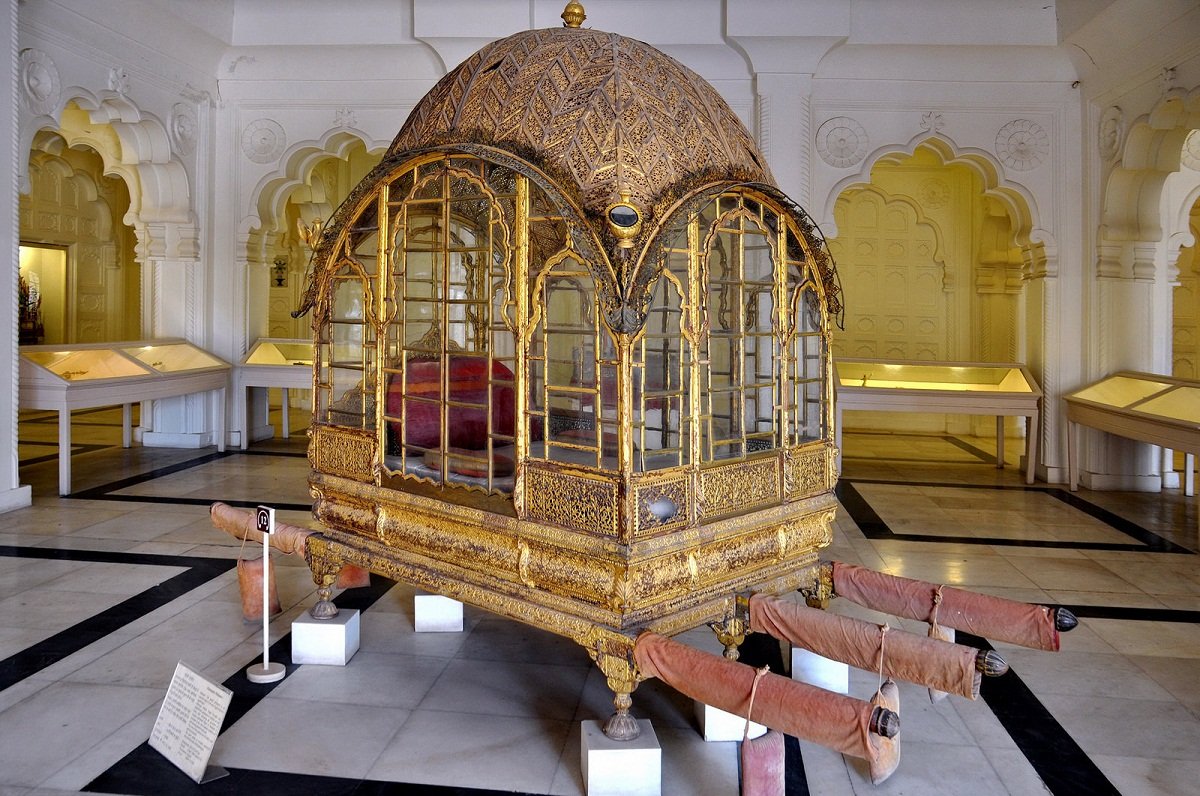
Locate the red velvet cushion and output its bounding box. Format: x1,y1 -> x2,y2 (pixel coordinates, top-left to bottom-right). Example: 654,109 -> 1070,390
387,355 -> 516,451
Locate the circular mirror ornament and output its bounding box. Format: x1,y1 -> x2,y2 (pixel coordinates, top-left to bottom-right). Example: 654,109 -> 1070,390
605,191 -> 643,245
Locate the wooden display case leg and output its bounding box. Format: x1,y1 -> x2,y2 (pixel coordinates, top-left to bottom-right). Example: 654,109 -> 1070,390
1025,409 -> 1039,485
996,415 -> 1005,470
58,408 -> 71,496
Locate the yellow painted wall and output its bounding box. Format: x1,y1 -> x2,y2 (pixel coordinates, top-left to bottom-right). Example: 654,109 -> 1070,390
828,144 -> 1023,436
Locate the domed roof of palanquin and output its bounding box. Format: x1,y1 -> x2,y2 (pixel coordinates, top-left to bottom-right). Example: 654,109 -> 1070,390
389,26 -> 772,217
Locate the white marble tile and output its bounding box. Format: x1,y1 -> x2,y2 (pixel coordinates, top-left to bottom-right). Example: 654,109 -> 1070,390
367,709 -> 569,791
418,658 -> 590,720
271,650 -> 448,708
212,695 -> 410,778
1091,754 -> 1200,796
0,682 -> 160,788
1039,693 -> 1200,760
1083,618 -> 1200,658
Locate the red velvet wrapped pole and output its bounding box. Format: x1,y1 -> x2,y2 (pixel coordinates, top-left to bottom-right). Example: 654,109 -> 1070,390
633,632 -> 890,766
749,594 -> 982,699
831,561 -> 1060,651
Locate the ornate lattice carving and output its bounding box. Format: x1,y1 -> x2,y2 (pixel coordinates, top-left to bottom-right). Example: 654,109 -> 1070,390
523,465 -> 619,539
633,474 -> 690,538
786,445 -> 831,500
699,458 -> 780,518
389,28 -> 771,219
312,425 -> 376,482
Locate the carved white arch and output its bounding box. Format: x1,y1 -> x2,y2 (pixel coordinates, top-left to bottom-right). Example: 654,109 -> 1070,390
244,128 -> 388,249
1101,88 -> 1200,242
20,89 -> 192,229
823,132 -> 1043,249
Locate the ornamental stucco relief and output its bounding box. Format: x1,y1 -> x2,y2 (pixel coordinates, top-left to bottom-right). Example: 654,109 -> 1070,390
1181,130 -> 1200,172
816,116 -> 869,168
995,119 -> 1048,171
19,49 -> 61,116
918,178 -> 950,210
1098,106 -> 1124,163
171,103 -> 197,155
241,118 -> 287,164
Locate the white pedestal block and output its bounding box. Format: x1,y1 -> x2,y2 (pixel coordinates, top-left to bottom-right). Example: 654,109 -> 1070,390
291,609 -> 360,665
414,592 -> 464,632
694,700 -> 766,742
580,719 -> 661,796
791,647 -> 849,694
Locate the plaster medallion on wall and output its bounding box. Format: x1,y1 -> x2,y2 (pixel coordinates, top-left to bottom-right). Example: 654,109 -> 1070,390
19,49 -> 61,116
171,103 -> 197,155
1098,106 -> 1124,163
241,118 -> 287,164
334,107 -> 358,129
816,116 -> 869,168
1181,130 -> 1200,172
918,178 -> 950,209
920,111 -> 945,133
995,119 -> 1048,171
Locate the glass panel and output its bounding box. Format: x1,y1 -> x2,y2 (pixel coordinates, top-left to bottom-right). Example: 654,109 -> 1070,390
635,272 -> 688,471
378,158 -> 517,496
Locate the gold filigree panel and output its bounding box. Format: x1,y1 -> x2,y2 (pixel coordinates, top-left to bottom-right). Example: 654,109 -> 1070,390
699,457 -> 780,518
523,465 -> 619,540
786,445 -> 832,501
632,473 -> 691,540
312,425 -> 376,483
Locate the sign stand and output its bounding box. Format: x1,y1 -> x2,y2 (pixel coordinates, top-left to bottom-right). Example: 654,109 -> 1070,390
246,505 -> 285,684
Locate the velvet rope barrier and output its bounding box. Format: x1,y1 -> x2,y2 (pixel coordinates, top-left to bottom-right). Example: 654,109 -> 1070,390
831,561 -> 1060,651
749,593 -> 982,699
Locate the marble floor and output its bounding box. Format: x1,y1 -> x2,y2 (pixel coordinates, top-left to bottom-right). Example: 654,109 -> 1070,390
1,409 -> 1198,795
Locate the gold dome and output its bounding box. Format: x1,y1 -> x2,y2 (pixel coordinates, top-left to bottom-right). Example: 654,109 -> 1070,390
388,26 -> 773,219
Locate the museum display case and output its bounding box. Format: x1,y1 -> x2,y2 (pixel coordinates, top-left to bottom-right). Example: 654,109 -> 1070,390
237,339 -> 314,448
19,339 -> 229,494
294,3 -> 844,739
834,358 -> 1042,483
1064,371 -> 1200,496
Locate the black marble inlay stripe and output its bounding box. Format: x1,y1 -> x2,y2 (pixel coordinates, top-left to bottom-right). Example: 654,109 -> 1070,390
837,480 -> 1191,554
19,442 -> 111,466
957,631 -> 1121,796
0,548 -> 234,692
63,448 -> 311,511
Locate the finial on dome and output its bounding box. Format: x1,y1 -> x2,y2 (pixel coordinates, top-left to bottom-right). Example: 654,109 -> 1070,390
561,2 -> 586,28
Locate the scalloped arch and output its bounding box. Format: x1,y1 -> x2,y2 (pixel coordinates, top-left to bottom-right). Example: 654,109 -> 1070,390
247,129 -> 388,239
822,133 -> 1040,247
20,92 -> 191,226
1102,88 -> 1200,244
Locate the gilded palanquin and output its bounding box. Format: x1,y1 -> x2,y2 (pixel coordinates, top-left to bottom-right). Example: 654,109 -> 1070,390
296,5 -> 844,738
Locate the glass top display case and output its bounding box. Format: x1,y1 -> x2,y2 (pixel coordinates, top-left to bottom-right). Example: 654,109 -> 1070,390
19,339 -> 229,494
1064,371 -> 1200,493
241,339 -> 314,367
833,358 -> 1043,483
237,339 -> 315,449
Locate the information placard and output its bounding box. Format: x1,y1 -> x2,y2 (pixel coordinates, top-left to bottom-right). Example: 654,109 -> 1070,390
149,661 -> 233,783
